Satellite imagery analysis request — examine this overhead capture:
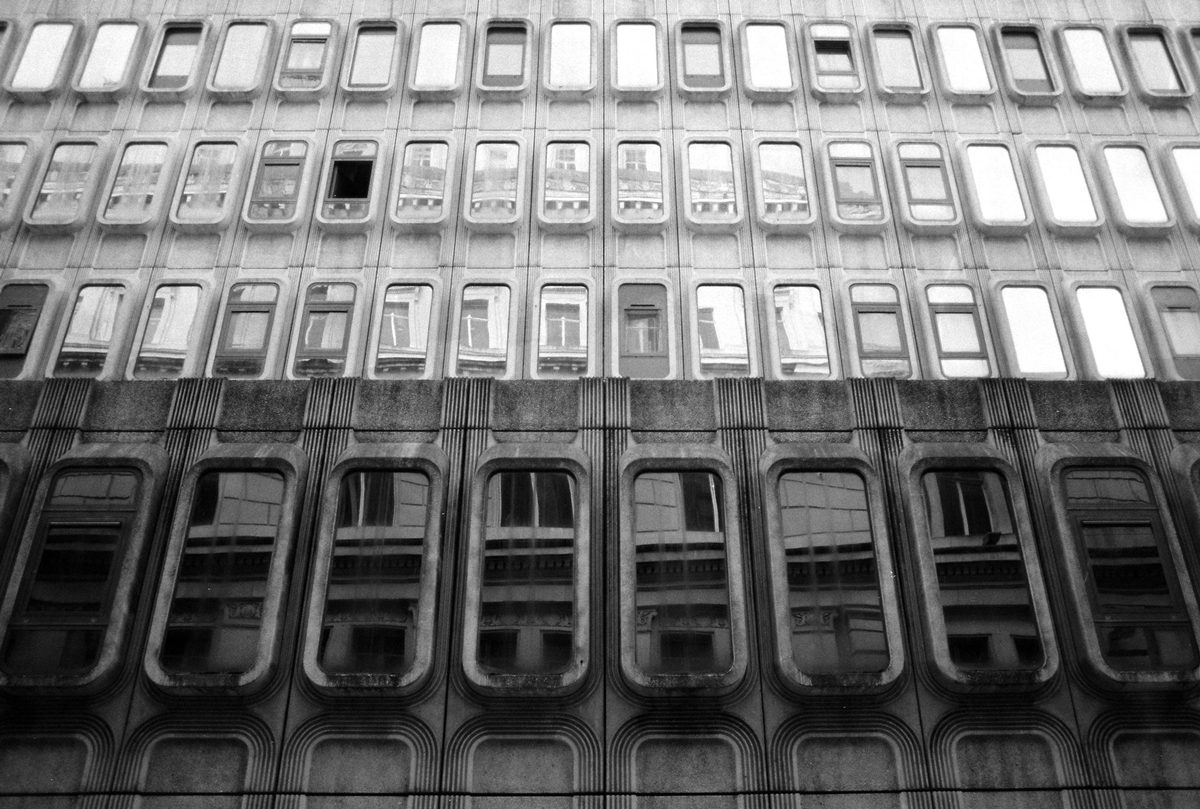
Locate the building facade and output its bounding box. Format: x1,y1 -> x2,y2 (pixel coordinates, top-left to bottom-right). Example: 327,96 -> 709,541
2,0 -> 1200,805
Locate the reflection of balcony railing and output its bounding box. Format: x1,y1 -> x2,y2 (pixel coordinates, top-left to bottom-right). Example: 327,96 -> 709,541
538,345 -> 588,374
375,346 -> 426,375
457,346 -> 507,374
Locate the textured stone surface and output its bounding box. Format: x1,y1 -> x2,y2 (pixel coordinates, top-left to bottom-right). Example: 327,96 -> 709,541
352,380 -> 442,431
1028,381 -> 1117,431
0,382 -> 40,431
491,380 -> 578,430
629,380 -> 716,431
897,380 -> 984,431
218,380 -> 308,431
765,381 -> 854,431
83,381 -> 174,431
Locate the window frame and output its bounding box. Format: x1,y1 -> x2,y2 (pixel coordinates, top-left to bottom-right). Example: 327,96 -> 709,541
1025,140 -> 1104,234
140,20 -> 208,99
463,137 -> 525,232
805,20 -> 864,100
768,282 -> 836,379
451,283 -> 514,379
71,19 -> 145,99
681,138 -> 743,231
991,281 -> 1073,380
273,18 -> 338,95
368,281 -> 438,380
750,138 -> 817,231
887,138 -> 961,233
542,19 -> 596,97
95,138 -> 177,231
611,138 -> 671,231
922,282 -> 992,379
407,18 -> 470,98
689,281 -> 755,379
1093,141 -> 1175,235
204,18 -> 275,99
675,20 -> 732,99
822,138 -> 890,232
476,19 -> 532,96
1070,283 -> 1149,380
50,282 -> 130,380
169,136 -> 248,232
128,281 -> 209,380
315,138 -> 384,232
23,138 -> 107,232
339,19 -> 402,96
928,22 -> 997,101
1119,24 -> 1193,104
1054,24 -> 1126,103
957,140 -> 1034,234
389,137 -> 456,231
290,281 -> 359,379
992,25 -> 1061,103
1149,284 -> 1200,380
737,20 -> 800,99
241,137 -> 316,232
3,19 -> 78,98
531,281 -> 592,379
536,136 -> 598,232
867,23 -> 928,101
0,138 -> 37,230
614,280 -> 674,379
209,280 -> 282,379
610,18 -> 666,98
847,280 -> 914,379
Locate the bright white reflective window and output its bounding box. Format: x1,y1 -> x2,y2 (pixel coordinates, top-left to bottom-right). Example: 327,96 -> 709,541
177,142 -> 238,222
395,141 -> 449,219
457,286 -> 510,377
11,22 -> 72,90
936,26 -> 991,93
758,143 -> 808,222
1061,28 -> 1121,94
135,285 -> 202,379
105,142 -> 168,222
773,286 -> 828,376
745,23 -> 791,89
348,25 -> 396,88
78,23 -> 139,90
874,28 -> 922,90
470,142 -> 519,221
548,22 -> 591,88
1076,287 -> 1145,378
55,286 -> 124,376
1129,31 -> 1182,92
1035,145 -> 1097,224
966,144 -> 1025,223
376,284 -> 432,378
543,142 -> 591,221
1172,147 -> 1200,219
615,22 -> 658,89
413,22 -> 461,90
695,285 -> 749,376
1001,287 -> 1066,376
212,22 -> 268,91
687,142 -> 737,221
538,285 -> 588,377
1103,146 -> 1167,224
31,143 -> 97,222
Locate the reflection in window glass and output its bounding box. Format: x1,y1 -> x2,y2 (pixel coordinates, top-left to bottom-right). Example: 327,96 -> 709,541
177,142 -> 238,222
376,285 -> 432,378
348,25 -> 396,88
619,284 -> 668,378
687,142 -> 736,221
927,285 -> 988,378
135,285 -> 202,379
811,24 -> 857,90
1103,146 -> 1167,224
55,286 -> 124,377
1152,287 -> 1200,362
79,23 -> 139,91
457,286 -> 509,377
149,25 -> 202,89
0,284 -> 48,367
159,470 -> 287,674
874,28 -> 921,90
395,141 -> 449,220
1062,28 -> 1122,94
899,142 -> 954,221
322,140 -> 377,221
1001,30 -> 1053,93
477,471 -> 577,675
31,143 -> 98,222
104,142 -> 168,222
470,142 -> 519,220
544,142 -> 590,221
777,471 -> 887,674
279,21 -> 332,89
1172,147 -> 1200,221
247,140 -> 308,221
1077,287 -> 1144,378
212,22 -> 269,91
548,22 -> 591,88
774,287 -> 829,377
483,25 -> 526,87
213,283 -> 278,378
681,25 -> 723,87
294,283 -> 355,378
11,22 -> 73,90
966,144 -> 1025,223
829,142 -> 882,221
616,142 -> 664,220
633,471 -> 732,675
1035,145 -> 1097,224
936,26 -> 992,93
696,285 -> 748,376
318,470 -> 430,675
1,470 -> 140,676
1064,468 -> 1198,671
413,22 -> 461,90
539,286 -> 588,377
0,143 -> 29,219
1129,31 -> 1182,92
758,143 -> 808,222
1000,287 -> 1067,376
745,23 -> 791,89
615,22 -> 658,89
922,471 -> 1043,670
852,284 -> 909,377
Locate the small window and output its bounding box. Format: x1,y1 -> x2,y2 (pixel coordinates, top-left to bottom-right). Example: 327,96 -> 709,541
547,22 -> 592,90
538,285 -> 588,377
999,286 -> 1067,377
411,22 -> 462,91
1076,287 -> 1145,378
543,141 -> 591,222
475,471 -> 578,676
935,26 -> 993,94
810,23 -> 859,92
851,284 -> 909,378
346,24 -> 397,88
9,22 -> 73,91
394,141 -> 449,221
1127,29 -> 1184,94
686,142 -> 737,223
828,142 -> 883,222
1063,468 -> 1198,672
695,285 -> 749,377
316,470 -> 432,676
176,141 -> 238,223
897,142 -> 955,222
773,286 -> 829,377
0,142 -> 30,220
1170,146 -> 1200,224
246,140 -> 309,222
1102,145 -> 1168,225
212,283 -> 278,378
103,142 -> 169,224
615,142 -> 665,222
1034,144 -> 1098,225
55,286 -> 125,377
775,471 -> 889,675
482,24 -> 527,88
278,21 -> 332,89
680,24 -> 724,89
78,22 -> 140,92
375,285 -> 432,378
632,471 -> 733,676
872,27 -> 922,92
134,285 -> 202,379
757,142 -> 809,224
469,142 -> 520,222
30,142 -> 98,224
618,283 -> 668,378
615,22 -> 659,90
0,284 -> 48,378
965,144 -> 1026,224
148,24 -> 202,90
1060,27 -> 1123,96
743,23 -> 792,91
158,470 -> 288,676
926,285 -> 989,378
211,22 -> 269,92
1,469 -> 142,677
294,283 -> 355,378
1000,29 -> 1054,94
322,140 -> 377,222
1151,286 -> 1200,379
457,286 -> 510,377
921,471 -> 1044,672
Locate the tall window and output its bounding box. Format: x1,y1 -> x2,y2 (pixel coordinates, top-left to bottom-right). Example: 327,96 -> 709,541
78,22 -> 140,91
134,285 -> 202,379
278,21 -> 332,89
470,142 -> 519,221
1076,287 -> 1145,378
1000,29 -> 1054,94
810,23 -> 859,91
0,284 -> 48,377
412,22 -> 462,91
456,286 -> 509,377
829,142 -> 884,222
927,285 -> 989,378
547,22 -> 591,89
375,285 -> 432,378
539,286 -> 588,377
148,25 -> 202,90
247,140 -> 308,222
176,142 -> 239,223
213,283 -> 278,378
0,142 -> 30,220
935,26 -> 992,94
1102,146 -> 1168,225
346,24 -> 396,88
744,23 -> 792,90
322,140 -> 377,222
873,27 -> 922,92
211,22 -> 269,92
686,143 -> 737,222
482,25 -> 527,88
543,142 -> 591,222
897,142 -> 955,222
695,285 -> 749,377
851,284 -> 909,378
615,22 -> 659,89
293,283 -> 355,378
1170,146 -> 1200,224
773,286 -> 829,377
9,22 -> 73,91
1000,287 -> 1067,377
618,283 -> 668,378
1060,27 -> 1122,95
30,143 -> 98,223
680,24 -> 724,89
55,286 -> 125,377
395,141 -> 449,221
1126,29 -> 1183,94
104,142 -> 169,224
1034,145 -> 1098,225
965,144 -> 1026,224
1152,286 -> 1200,378
616,142 -> 665,222
757,143 -> 809,223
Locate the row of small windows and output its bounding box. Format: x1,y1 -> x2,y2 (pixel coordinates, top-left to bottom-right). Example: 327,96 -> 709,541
2,452 -> 1196,693
3,17 -> 1200,107
4,133 -> 1200,235
2,275 -> 1198,381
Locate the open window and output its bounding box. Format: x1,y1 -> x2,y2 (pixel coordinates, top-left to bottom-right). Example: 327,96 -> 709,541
374,285 -> 432,378
694,285 -> 749,377
773,286 -> 830,378
0,284 -> 48,378
320,140 -> 377,224
277,20 -> 333,90
54,285 -> 126,378
926,285 -> 989,378
850,283 -> 910,378
618,283 -> 669,378
293,283 -> 355,379
134,285 -> 202,380
1151,286 -> 1200,380
538,285 -> 588,377
147,23 -> 203,91
456,286 -> 510,378
245,140 -> 309,224
212,282 -> 278,378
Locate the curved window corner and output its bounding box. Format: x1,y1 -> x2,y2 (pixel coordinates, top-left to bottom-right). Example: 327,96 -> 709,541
538,140 -> 595,232
1168,145 -> 1200,232
536,285 -> 589,378
677,22 -> 731,99
613,140 -> 668,231
772,285 -> 831,379
807,22 -> 863,100
142,22 -> 205,98
5,21 -> 76,98
683,141 -> 740,231
998,285 -> 1069,379
132,284 -> 204,380
464,141 -> 522,231
616,283 -> 670,379
0,140 -> 35,229
825,141 -> 888,232
274,19 -> 336,95
1075,286 -> 1146,380
211,282 -> 280,380
892,141 -> 959,233
1031,142 -> 1101,234
242,139 -> 313,231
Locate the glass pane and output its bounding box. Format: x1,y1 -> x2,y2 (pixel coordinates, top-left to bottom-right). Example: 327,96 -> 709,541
539,285 -> 588,376
413,22 -> 461,90
875,29 -> 921,89
212,23 -> 268,91
457,286 -> 509,377
935,312 -> 981,354
616,22 -> 658,88
687,142 -> 736,220
0,142 -> 29,218
967,144 -> 1025,222
0,284 -> 46,358
135,285 -> 202,379
858,311 -> 903,354
55,286 -> 123,376
470,142 -> 518,220
682,26 -> 722,85
160,470 -> 286,674
395,141 -> 448,219
32,143 -> 97,221
758,143 -> 808,221
696,285 -> 748,376
1130,31 -> 1181,92
1105,146 -> 1167,224
617,142 -> 664,220
376,285 -> 431,378
1077,287 -> 1144,378
348,25 -> 396,87
1171,147 -> 1200,219
1161,309 -> 1200,357
104,142 -> 168,222
11,22 -> 72,90
905,165 -> 949,202
177,142 -> 238,221
1001,287 -> 1067,376
548,22 -> 591,88
1002,31 -> 1052,92
484,26 -> 525,86
633,471 -> 733,675
778,471 -> 888,674
226,311 -> 270,350
150,26 -> 201,89
79,22 -> 139,90
544,142 -> 590,221
937,26 -> 991,93
1035,145 -> 1097,223
745,23 -> 791,89
923,471 -> 1042,670
319,471 -> 430,675
1063,28 -> 1121,94
833,162 -> 882,219
774,286 -> 828,376
299,311 -> 349,352
478,471 -> 577,675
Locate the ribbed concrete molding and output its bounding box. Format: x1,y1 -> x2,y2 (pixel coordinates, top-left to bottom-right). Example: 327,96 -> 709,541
771,710 -> 925,792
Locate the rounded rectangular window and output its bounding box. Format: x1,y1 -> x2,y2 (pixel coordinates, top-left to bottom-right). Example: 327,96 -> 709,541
851,283 -> 910,378
55,285 -> 125,377
618,283 -> 669,379
149,25 -> 202,90
1034,144 -> 1098,225
78,22 -> 140,92
543,141 -> 591,222
773,286 -> 829,377
394,141 -> 449,222
1000,286 -> 1067,377
469,142 -> 520,223
898,142 -> 955,223
482,24 -> 527,88
873,27 -> 922,92
412,22 -> 461,91
0,142 -> 30,222
680,24 -> 724,89
829,142 -> 883,222
1127,29 -> 1183,94
538,285 -> 588,377
810,23 -> 859,92
375,285 -> 432,378
347,24 -> 396,88
547,22 -> 591,89
31,143 -> 99,224
927,285 -> 989,378
1152,286 -> 1200,379
1076,287 -> 1145,379
104,142 -> 169,224
1061,27 -> 1122,96
134,285 -> 202,379
278,21 -> 332,89
695,285 -> 748,377
457,286 -> 510,377
1000,29 -> 1054,94
10,22 -> 73,91
615,22 -> 659,89
321,140 -> 378,223
936,26 -> 993,94
1170,146 -> 1200,225
616,141 -> 665,223
247,140 -> 309,222
294,283 -> 355,378
965,144 -> 1026,224
1103,145 -> 1168,225
686,142 -> 737,223
756,142 -> 809,224
213,282 -> 278,378
744,23 -> 792,90
212,22 -> 269,92
0,283 -> 48,378
176,142 -> 239,223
